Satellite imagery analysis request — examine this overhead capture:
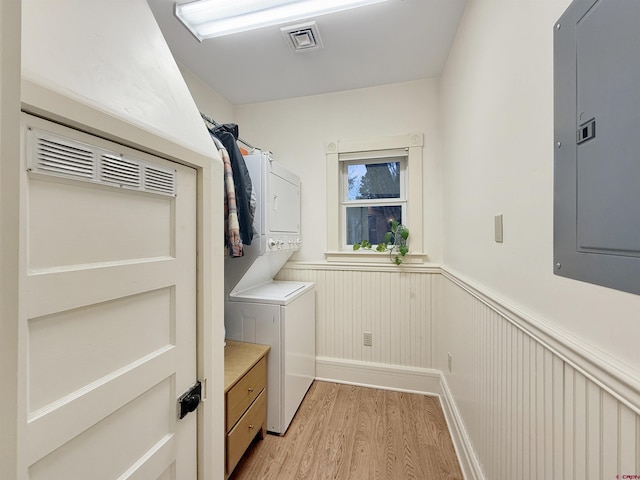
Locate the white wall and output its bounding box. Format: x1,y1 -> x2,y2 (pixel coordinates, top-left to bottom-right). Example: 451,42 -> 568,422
236,79 -> 443,264
440,0 -> 640,373
439,1 -> 640,477
179,63 -> 236,125
21,0 -> 214,159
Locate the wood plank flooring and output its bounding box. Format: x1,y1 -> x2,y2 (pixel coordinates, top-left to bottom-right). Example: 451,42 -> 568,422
229,381 -> 463,480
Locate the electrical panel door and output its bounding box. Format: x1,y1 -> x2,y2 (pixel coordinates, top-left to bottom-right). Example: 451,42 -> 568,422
554,0 -> 640,294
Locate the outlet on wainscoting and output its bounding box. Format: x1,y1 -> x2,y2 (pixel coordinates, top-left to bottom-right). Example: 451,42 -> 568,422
363,332 -> 372,347
447,352 -> 452,373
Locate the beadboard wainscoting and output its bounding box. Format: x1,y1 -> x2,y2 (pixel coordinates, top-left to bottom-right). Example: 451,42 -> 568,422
277,262 -> 640,480
276,263 -> 440,370
437,269 -> 640,480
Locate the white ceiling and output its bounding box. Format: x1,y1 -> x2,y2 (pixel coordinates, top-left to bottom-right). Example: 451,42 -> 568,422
147,0 -> 468,105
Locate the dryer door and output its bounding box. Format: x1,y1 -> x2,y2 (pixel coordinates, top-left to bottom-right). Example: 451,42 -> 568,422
268,170 -> 300,234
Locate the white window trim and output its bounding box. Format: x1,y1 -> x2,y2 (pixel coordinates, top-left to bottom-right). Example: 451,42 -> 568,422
325,133 -> 425,263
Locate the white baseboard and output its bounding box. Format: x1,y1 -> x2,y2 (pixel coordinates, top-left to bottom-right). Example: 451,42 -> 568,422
315,356 -> 442,395
438,374 -> 485,480
314,357 -> 483,480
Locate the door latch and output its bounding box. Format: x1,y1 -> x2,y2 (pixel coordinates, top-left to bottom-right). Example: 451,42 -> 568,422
577,118 -> 596,144
178,381 -> 202,419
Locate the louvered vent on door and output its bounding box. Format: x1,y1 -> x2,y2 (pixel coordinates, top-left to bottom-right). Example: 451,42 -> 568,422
34,134 -> 95,179
28,128 -> 176,197
144,165 -> 176,196
101,154 -> 141,188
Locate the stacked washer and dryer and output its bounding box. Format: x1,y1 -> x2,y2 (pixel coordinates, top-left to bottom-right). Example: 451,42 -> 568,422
224,150 -> 315,435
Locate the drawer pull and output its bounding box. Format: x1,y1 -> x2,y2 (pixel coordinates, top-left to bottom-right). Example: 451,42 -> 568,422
248,387 -> 254,393
248,424 -> 254,430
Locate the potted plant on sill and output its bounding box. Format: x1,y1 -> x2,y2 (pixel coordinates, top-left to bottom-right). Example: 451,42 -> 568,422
352,220 -> 410,265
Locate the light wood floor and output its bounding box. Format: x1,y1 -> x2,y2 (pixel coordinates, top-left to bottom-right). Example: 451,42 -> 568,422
229,381 -> 463,480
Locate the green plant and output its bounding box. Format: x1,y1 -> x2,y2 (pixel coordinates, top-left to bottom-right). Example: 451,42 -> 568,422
353,220 -> 409,265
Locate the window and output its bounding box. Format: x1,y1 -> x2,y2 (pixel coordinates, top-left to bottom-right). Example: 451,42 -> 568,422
342,156 -> 406,246
325,134 -> 425,263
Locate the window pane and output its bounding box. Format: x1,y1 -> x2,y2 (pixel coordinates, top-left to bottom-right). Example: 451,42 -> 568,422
347,162 -> 400,200
346,206 -> 402,245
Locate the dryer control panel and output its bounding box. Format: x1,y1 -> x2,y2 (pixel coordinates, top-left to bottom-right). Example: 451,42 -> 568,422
268,235 -> 301,251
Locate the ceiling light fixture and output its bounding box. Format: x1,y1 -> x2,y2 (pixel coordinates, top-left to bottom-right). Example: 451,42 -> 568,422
174,0 -> 388,41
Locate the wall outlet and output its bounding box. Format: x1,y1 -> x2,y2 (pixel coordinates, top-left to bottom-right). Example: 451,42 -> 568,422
363,332 -> 373,346
447,352 -> 453,373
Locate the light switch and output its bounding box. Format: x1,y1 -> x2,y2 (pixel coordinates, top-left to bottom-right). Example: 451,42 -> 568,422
495,214 -> 504,243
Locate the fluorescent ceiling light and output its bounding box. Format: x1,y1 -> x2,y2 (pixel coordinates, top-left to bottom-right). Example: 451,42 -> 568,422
175,0 -> 388,41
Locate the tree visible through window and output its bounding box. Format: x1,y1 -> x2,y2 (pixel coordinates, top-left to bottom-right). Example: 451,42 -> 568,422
343,158 -> 405,246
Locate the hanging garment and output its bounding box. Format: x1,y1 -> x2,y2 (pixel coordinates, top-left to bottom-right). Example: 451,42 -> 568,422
212,123 -> 239,139
213,128 -> 254,245
211,134 -> 243,257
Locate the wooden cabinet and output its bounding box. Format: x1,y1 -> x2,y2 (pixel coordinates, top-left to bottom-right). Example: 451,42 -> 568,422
224,341 -> 270,478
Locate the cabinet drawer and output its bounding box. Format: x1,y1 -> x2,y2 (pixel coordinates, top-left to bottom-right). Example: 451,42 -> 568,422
226,356 -> 267,430
226,388 -> 266,475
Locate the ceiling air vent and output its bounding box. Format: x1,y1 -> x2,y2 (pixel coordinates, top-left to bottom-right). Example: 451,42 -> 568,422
281,21 -> 323,52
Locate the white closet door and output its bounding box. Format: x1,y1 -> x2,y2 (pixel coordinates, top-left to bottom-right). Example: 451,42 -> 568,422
19,115 -> 198,480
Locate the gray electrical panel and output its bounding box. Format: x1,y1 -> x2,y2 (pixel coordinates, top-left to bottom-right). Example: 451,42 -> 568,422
554,0 -> 640,295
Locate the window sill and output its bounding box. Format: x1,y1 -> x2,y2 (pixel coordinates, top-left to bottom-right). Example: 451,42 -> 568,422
324,250 -> 427,264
